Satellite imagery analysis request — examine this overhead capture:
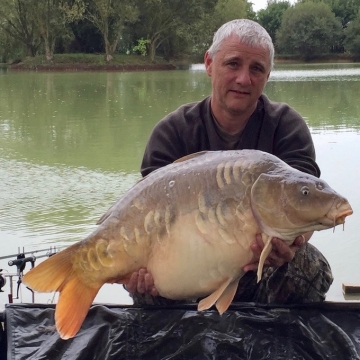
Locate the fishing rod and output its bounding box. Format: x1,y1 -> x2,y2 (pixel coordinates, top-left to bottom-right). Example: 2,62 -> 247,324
0,246 -> 65,303
0,246 -> 59,261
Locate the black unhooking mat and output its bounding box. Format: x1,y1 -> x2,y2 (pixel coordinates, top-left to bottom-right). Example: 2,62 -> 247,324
2,302 -> 360,360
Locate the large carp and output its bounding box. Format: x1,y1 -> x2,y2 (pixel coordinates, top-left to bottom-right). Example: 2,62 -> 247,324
23,150 -> 353,339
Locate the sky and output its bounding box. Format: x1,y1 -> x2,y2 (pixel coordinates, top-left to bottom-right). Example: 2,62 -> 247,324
251,0 -> 296,12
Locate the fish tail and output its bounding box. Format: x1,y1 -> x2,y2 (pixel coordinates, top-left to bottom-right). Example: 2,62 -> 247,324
55,276 -> 100,340
22,245 -> 100,339
22,247 -> 75,293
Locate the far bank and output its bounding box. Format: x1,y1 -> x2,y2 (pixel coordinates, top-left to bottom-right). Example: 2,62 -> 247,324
3,53 -> 359,72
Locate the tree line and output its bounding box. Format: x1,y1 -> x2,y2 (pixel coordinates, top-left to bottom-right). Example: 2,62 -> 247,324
0,0 -> 359,64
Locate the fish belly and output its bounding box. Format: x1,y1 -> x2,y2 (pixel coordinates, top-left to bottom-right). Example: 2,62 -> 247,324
147,212 -> 256,300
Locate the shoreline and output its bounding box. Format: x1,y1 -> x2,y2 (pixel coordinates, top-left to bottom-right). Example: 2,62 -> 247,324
3,57 -> 358,72
8,63 -> 177,72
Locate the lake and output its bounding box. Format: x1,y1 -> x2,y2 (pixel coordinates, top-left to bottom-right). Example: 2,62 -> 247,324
0,63 -> 359,307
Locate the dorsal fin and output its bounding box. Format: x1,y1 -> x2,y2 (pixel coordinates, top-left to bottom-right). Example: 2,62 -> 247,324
173,151 -> 210,163
97,151 -> 210,225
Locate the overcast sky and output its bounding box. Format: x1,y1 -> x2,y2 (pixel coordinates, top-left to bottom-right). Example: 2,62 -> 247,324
251,0 -> 296,12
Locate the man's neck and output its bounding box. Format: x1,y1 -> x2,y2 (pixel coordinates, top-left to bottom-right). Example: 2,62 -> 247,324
211,103 -> 257,135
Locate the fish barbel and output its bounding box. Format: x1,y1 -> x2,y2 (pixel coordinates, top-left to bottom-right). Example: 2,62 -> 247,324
22,150 -> 353,339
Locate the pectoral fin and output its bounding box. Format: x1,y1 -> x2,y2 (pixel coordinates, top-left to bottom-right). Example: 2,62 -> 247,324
197,278 -> 232,312
215,278 -> 240,315
257,233 -> 273,283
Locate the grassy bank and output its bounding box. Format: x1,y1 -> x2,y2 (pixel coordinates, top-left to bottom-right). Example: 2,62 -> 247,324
7,52 -> 359,71
10,53 -> 177,71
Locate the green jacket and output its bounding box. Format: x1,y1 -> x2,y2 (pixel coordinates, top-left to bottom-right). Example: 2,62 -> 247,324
141,94 -> 320,178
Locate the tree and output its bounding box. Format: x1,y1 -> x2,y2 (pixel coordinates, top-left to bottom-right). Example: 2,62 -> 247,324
31,0 -> 70,60
276,2 -> 343,60
0,0 -> 41,57
63,0 -> 139,61
86,0 -> 139,61
212,0 -> 248,29
257,1 -> 290,45
326,0 -> 360,27
245,0 -> 256,20
133,0 -> 217,62
0,26 -> 22,62
300,0 -> 360,27
344,13 -> 360,56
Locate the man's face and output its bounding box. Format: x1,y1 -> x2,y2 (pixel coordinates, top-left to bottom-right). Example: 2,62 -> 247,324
205,34 -> 271,119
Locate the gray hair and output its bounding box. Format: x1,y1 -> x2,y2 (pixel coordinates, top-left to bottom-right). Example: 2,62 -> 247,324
207,19 -> 274,69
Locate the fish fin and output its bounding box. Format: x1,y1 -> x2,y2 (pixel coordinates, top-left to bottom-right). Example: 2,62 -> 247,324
257,234 -> 273,283
22,246 -> 76,292
22,244 -> 100,339
56,277 -> 100,340
97,204 -> 117,225
197,278 -> 232,312
215,279 -> 240,315
173,151 -> 209,163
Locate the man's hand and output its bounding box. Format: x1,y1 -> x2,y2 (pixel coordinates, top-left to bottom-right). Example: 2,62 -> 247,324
124,268 -> 159,297
243,232 -> 312,272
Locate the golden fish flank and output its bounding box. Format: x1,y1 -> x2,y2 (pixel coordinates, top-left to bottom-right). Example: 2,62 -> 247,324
22,150 -> 353,340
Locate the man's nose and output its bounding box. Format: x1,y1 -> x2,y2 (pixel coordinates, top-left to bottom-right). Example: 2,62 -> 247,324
236,68 -> 251,85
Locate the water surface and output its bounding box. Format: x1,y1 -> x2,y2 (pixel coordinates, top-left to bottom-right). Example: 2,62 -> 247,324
0,63 -> 359,305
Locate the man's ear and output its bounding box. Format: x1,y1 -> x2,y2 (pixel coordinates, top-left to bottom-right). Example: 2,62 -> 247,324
204,51 -> 212,76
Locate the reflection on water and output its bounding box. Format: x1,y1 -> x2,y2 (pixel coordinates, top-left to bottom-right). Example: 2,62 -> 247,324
271,62 -> 360,81
0,156 -> 139,244
0,64 -> 359,304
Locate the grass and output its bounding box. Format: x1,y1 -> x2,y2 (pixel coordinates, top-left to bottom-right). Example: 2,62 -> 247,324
9,53 -> 176,71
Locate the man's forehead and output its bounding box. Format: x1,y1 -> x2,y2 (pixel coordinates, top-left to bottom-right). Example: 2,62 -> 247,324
220,36 -> 270,65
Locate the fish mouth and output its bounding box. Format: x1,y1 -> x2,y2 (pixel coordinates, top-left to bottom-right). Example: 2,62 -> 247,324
333,208 -> 353,225
321,201 -> 353,229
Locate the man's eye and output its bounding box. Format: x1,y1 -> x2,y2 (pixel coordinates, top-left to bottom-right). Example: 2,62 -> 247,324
227,62 -> 238,68
252,66 -> 263,73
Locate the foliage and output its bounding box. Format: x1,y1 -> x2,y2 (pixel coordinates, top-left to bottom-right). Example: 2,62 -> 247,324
132,0 -> 217,62
300,0 -> 360,27
245,0 -> 256,20
212,0 -> 248,29
133,38 -> 150,56
84,0 -> 139,61
326,0 -> 360,26
344,13 -> 360,56
30,0 -> 70,60
257,1 -> 290,46
0,0 -> 42,57
276,2 -> 343,60
2,0 -> 360,63
0,27 -> 23,62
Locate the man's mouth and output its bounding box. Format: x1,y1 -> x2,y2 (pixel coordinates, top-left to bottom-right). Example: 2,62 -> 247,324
230,89 -> 250,95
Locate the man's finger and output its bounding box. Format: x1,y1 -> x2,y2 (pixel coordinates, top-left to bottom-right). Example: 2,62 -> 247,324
271,238 -> 294,262
293,234 -> 306,247
137,268 -> 146,293
250,243 -> 263,258
243,262 -> 259,272
255,234 -> 264,248
126,272 -> 139,295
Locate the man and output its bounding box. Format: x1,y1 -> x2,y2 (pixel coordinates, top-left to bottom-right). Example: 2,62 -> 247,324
125,19 -> 333,305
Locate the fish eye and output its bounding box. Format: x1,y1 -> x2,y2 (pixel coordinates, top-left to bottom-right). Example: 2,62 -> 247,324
301,186 -> 310,195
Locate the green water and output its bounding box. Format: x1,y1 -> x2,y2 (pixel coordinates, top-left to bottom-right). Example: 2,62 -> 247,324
0,63 -> 359,303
